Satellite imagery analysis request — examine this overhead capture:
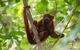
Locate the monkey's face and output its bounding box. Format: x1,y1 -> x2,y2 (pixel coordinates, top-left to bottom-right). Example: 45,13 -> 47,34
44,16 -> 50,23
44,14 -> 54,23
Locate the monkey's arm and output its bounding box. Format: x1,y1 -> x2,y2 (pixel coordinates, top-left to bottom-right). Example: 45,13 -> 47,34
50,21 -> 64,38
23,6 -> 38,44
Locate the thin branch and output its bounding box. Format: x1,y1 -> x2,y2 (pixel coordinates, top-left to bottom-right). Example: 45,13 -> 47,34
22,0 -> 42,50
47,15 -> 72,50
47,5 -> 77,50
47,9 -> 75,50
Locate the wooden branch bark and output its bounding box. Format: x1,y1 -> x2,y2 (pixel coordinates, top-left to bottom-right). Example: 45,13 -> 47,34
22,0 -> 42,50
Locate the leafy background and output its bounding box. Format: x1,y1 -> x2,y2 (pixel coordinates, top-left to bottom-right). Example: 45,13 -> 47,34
0,0 -> 80,50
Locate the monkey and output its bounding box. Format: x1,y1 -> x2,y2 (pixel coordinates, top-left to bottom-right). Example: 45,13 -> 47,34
23,6 -> 64,44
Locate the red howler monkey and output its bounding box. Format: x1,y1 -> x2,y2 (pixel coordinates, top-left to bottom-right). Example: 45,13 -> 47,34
23,6 -> 64,44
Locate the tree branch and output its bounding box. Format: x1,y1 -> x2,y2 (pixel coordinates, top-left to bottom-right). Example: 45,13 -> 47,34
22,0 -> 42,50
47,9 -> 74,50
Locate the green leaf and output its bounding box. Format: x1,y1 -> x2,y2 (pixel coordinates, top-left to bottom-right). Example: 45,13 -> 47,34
35,0 -> 48,14
55,16 -> 64,24
15,31 -> 25,36
8,40 -> 13,48
15,0 -> 20,3
0,1 -> 6,7
41,0 -> 48,5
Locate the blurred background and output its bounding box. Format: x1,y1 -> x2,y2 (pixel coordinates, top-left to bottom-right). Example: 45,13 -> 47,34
0,0 -> 80,50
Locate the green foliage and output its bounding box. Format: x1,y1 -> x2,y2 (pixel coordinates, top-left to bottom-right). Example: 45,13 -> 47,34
35,0 -> 48,14
0,0 -> 80,50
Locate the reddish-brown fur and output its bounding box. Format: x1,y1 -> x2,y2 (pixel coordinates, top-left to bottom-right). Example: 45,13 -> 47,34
23,7 -> 64,44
